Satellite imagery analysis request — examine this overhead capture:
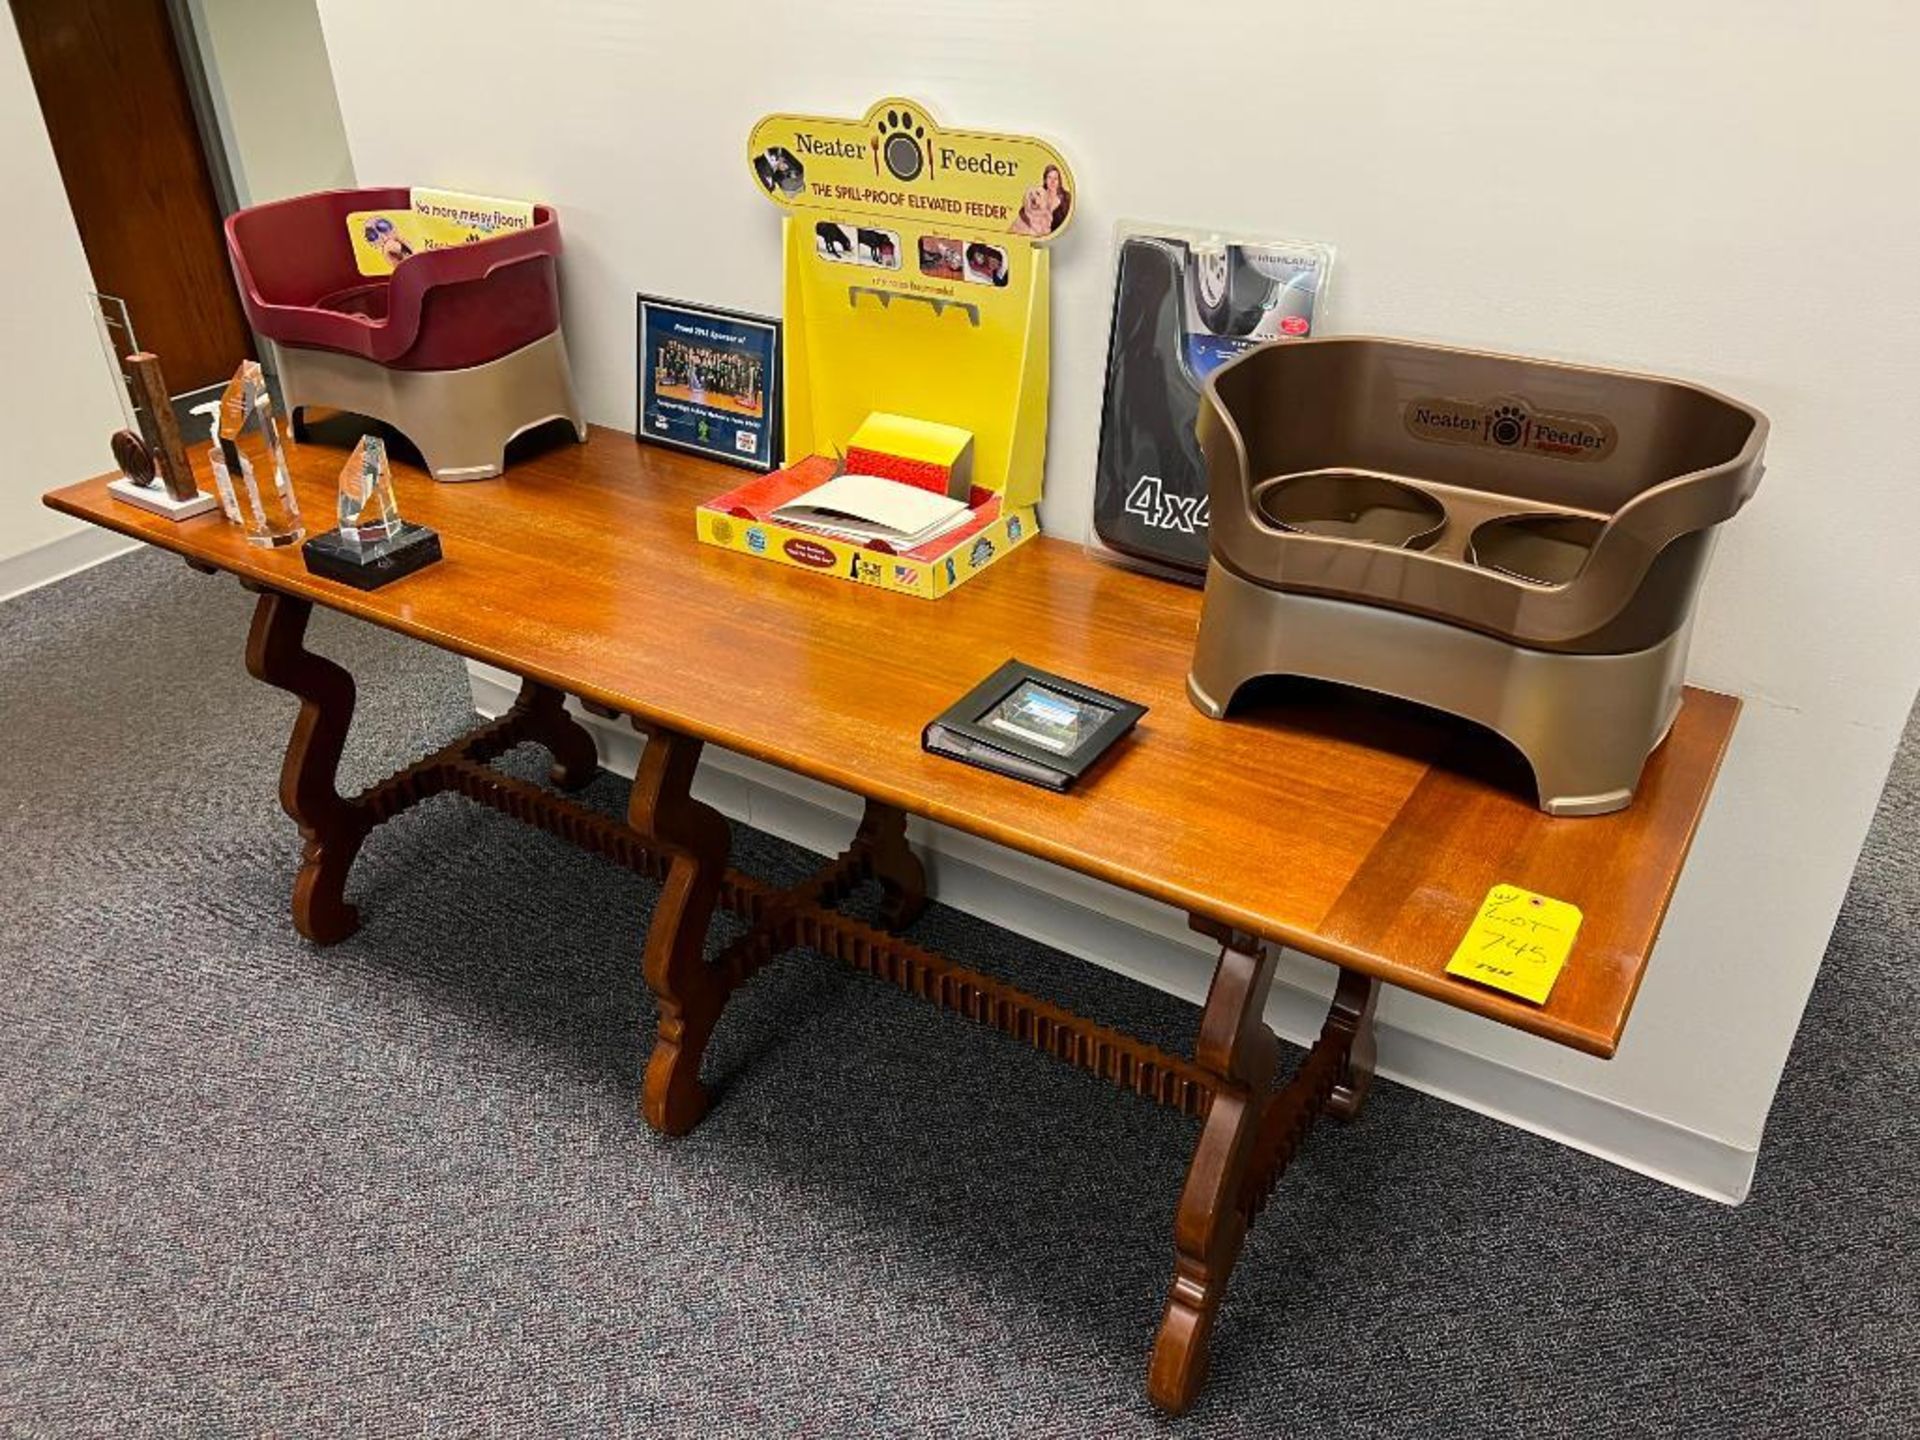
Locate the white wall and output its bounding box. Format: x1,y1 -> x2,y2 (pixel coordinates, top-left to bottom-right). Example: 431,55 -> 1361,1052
0,15 -> 136,590
184,0 -> 354,207
0,0 -> 352,595
315,0 -> 1920,1199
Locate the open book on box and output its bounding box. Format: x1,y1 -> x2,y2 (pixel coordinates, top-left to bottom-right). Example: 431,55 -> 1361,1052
771,473 -> 972,548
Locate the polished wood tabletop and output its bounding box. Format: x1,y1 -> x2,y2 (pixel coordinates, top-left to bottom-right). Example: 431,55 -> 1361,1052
46,423 -> 1737,1058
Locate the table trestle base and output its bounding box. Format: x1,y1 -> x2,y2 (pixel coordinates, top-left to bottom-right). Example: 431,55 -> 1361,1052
241,583 -> 1380,1417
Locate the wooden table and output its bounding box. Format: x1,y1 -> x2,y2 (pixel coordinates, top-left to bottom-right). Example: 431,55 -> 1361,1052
46,423 -> 1736,1413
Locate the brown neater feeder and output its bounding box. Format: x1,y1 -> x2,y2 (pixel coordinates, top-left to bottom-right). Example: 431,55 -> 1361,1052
1189,336 -> 1767,815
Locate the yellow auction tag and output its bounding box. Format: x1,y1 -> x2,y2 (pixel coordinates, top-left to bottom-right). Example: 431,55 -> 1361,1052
1445,885 -> 1583,1005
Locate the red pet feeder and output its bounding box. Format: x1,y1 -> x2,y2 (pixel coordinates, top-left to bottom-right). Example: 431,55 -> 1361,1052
224,186 -> 585,481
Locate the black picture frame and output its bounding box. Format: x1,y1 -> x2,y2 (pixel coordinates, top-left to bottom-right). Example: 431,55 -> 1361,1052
923,659 -> 1147,792
634,295 -> 783,472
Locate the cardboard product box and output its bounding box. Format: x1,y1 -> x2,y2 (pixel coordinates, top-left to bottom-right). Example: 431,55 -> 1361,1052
697,454 -> 1038,599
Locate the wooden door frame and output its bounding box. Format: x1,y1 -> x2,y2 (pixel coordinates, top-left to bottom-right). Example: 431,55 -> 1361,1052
161,0 -> 265,366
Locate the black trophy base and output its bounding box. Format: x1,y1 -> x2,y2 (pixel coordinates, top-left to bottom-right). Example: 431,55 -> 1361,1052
301,522 -> 442,590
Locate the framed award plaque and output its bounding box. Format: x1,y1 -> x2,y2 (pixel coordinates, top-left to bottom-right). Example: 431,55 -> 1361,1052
635,296 -> 782,472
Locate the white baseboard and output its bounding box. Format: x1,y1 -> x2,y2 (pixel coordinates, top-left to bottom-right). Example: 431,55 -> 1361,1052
0,525 -> 140,603
468,662 -> 1757,1203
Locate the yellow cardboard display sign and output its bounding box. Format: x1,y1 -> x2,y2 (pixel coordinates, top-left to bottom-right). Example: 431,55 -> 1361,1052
1444,884 -> 1584,1005
744,97 -> 1075,514
705,98 -> 1075,598
747,98 -> 1076,241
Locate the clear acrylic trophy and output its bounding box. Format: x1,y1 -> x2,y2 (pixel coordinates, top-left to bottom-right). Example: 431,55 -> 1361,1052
339,435 -> 401,543
216,360 -> 305,547
301,433 -> 443,588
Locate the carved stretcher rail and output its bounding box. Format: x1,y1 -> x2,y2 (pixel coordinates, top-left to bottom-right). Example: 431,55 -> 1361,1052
379,729 -> 1366,1138
784,892 -> 1221,1117
361,714 -> 1228,1117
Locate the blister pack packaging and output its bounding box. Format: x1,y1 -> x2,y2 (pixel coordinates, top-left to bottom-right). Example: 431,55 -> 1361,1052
1089,225 -> 1334,582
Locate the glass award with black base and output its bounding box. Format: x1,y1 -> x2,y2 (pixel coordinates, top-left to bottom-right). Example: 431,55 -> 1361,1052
301,435 -> 442,589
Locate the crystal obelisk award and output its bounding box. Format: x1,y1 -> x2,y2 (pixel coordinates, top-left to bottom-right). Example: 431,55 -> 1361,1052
217,361 -> 305,546
301,435 -> 442,588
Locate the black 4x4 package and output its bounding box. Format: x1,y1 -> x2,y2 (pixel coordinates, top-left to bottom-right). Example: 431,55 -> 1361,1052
1091,231 -> 1332,581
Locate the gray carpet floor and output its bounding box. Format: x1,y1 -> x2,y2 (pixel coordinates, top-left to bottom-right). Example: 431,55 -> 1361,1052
2,548 -> 1914,1437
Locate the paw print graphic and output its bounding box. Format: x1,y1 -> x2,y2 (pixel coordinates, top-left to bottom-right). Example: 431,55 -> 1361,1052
1486,402 -> 1529,448
876,108 -> 928,182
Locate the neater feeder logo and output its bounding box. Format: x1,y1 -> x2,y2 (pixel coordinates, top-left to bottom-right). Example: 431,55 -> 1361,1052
1529,414 -> 1615,458
1406,395 -> 1615,462
795,133 -> 868,161
873,109 -> 929,182
1405,397 -> 1483,443
1486,403 -> 1529,448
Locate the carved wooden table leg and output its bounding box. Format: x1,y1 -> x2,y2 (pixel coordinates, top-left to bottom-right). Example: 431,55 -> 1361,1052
631,722 -> 733,1136
244,589 -> 371,946
1148,931 -> 1279,1415
854,799 -> 927,932
1325,969 -> 1381,1123
506,679 -> 600,792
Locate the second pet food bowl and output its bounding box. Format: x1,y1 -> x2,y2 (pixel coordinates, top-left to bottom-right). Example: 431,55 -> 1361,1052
1188,336 -> 1766,814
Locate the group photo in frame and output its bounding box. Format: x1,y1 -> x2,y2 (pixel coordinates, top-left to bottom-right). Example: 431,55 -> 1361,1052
635,295 -> 782,472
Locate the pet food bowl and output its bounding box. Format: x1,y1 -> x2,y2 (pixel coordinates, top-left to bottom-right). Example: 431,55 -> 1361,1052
225,187 -> 586,481
1188,336 -> 1766,815
1253,471 -> 1447,549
